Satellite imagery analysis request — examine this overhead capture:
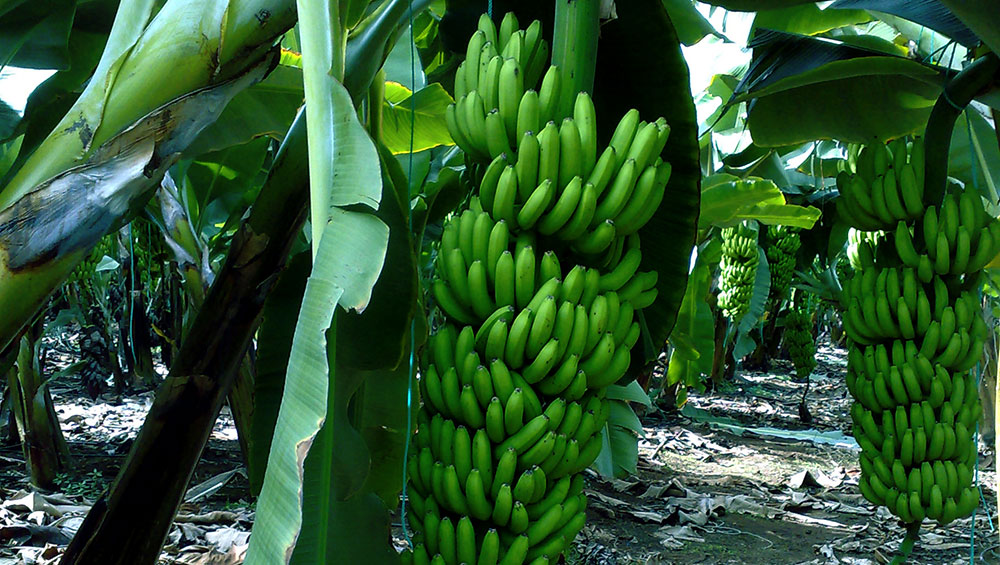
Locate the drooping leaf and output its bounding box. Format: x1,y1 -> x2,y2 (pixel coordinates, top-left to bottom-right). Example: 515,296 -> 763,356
737,29 -> 939,95
732,31 -> 945,146
289,326 -> 399,565
248,252 -> 311,495
184,65 -> 305,157
939,1 -> 1000,60
381,82 -> 455,155
595,0 -> 699,359
181,138 -> 271,241
733,246 -> 771,359
246,211 -> 389,565
745,203 -> 823,228
752,3 -> 871,37
660,0 -> 723,46
744,57 -> 941,145
699,0 -> 816,12
335,142 -> 419,371
606,380 -> 652,408
352,360 -> 414,506
830,0 -> 980,47
381,21 -> 426,91
592,401 -> 642,478
247,19 -> 389,557
0,1 -> 74,70
948,108 -> 1000,204
666,262 -> 715,390
700,174 -> 821,228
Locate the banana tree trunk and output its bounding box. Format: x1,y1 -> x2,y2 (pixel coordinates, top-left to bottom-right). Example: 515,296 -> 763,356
61,109 -> 308,564
8,319 -> 70,490
0,0 -> 296,356
157,179 -> 257,467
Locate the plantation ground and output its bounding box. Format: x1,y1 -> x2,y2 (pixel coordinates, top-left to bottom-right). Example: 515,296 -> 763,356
0,338 -> 996,564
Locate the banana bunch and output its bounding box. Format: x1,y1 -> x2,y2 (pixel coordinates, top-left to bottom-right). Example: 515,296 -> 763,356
447,13 -> 671,257
67,234 -> 115,287
842,268 -> 988,364
432,207 -> 658,328
765,226 -> 800,303
836,137 -> 926,231
406,385 -> 609,565
845,228 -> 883,272
837,138 -> 987,535
448,12 -> 551,164
717,222 -> 758,321
408,11 -> 672,563
848,359 -> 981,524
783,293 -> 816,380
893,189 -> 1000,280
475,105 -> 672,255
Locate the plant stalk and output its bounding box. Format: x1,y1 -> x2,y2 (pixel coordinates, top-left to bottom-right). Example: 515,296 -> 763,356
922,53 -> 1000,206
890,522 -> 922,565
551,0 -> 601,120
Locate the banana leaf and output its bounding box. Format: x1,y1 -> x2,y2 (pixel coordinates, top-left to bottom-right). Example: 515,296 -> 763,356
660,0 -> 723,46
700,174 -> 821,229
699,0 -> 816,12
666,262 -> 715,393
595,0 -> 700,360
733,30 -> 945,145
939,1 -> 1000,62
752,3 -> 871,37
830,0 -> 979,47
381,82 -> 455,154
732,246 -> 771,359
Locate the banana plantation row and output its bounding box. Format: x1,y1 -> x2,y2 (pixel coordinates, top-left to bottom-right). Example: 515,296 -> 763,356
0,1 -> 997,564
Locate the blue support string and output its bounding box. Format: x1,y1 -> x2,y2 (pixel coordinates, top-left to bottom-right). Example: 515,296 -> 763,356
399,0 -> 418,549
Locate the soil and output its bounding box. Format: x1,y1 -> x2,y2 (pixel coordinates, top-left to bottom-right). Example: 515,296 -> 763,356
0,338 -> 997,564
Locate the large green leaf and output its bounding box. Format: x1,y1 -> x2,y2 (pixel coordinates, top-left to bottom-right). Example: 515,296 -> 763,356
939,1 -> 1000,60
247,2 -> 393,560
381,81 -> 455,155
179,137 -> 271,240
246,210 -> 390,565
742,55 -> 943,146
592,396 -> 644,478
831,0 -> 980,47
948,108 -> 1000,203
700,0 -> 816,11
289,324 -> 398,565
595,0 -> 699,360
700,173 -> 821,229
660,0 -> 721,46
335,142 -> 419,371
0,1 -> 74,70
666,262 -> 715,390
752,3 -> 871,36
184,65 -> 305,157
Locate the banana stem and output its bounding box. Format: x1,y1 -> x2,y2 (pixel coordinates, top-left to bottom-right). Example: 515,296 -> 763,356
551,0 -> 601,120
890,522 -> 922,565
922,53 -> 1000,206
